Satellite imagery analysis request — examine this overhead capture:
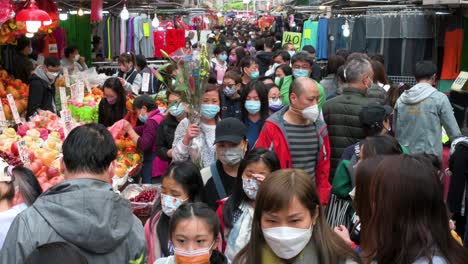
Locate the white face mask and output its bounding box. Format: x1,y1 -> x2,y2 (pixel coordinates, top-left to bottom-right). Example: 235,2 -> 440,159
302,104 -> 319,122
262,225 -> 313,259
74,54 -> 80,62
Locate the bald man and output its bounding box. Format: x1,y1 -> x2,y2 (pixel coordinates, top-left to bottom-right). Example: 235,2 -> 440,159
255,77 -> 331,205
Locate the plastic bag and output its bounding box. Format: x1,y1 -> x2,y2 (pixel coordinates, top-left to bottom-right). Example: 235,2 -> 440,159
108,120 -> 126,139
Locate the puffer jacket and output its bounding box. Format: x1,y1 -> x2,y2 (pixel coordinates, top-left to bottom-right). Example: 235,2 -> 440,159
0,178 -> 146,264
322,87 -> 380,180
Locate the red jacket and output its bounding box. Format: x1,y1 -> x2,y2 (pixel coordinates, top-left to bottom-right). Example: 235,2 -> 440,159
255,107 -> 332,205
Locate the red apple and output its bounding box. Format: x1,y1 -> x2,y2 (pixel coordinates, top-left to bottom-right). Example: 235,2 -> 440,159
47,166 -> 59,179
48,176 -> 61,186
28,151 -> 35,162
10,142 -> 18,156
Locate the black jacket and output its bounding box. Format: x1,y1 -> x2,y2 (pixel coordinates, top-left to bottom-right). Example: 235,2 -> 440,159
155,114 -> 179,162
27,74 -> 56,119
13,53 -> 34,84
256,51 -> 274,76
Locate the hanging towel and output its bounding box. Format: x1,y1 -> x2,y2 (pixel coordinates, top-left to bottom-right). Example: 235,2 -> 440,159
317,18 -> 328,59
301,20 -> 318,49
441,29 -> 463,80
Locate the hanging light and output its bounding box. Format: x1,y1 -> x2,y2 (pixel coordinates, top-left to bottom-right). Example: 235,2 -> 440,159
120,2 -> 129,20
25,33 -> 34,38
152,14 -> 159,27
15,0 -> 52,33
78,8 -> 84,16
342,20 -> 350,37
59,13 -> 68,21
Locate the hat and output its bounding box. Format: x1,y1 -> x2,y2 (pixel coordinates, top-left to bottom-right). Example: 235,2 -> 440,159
359,104 -> 393,127
214,118 -> 247,145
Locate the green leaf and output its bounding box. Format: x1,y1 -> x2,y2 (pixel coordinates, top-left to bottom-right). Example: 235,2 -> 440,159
175,83 -> 189,92
157,63 -> 172,72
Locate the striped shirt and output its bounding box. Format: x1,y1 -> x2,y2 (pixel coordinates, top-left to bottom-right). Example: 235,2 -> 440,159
284,121 -> 318,179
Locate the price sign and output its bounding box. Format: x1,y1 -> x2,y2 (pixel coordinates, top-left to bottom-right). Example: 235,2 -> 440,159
63,68 -> 70,87
282,32 -> 302,50
84,79 -> 92,94
70,84 -> 78,101
17,140 -> 30,165
48,43 -> 58,54
142,72 -> 150,93
6,94 -> 21,124
452,71 -> 468,92
61,109 -> 72,137
77,79 -> 85,103
0,103 -> 6,122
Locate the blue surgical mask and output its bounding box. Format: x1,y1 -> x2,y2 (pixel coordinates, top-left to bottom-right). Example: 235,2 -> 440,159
161,194 -> 186,217
243,178 -> 259,200
269,98 -> 283,112
245,100 -> 261,114
250,71 -> 259,80
169,103 -> 185,117
220,54 -> 228,62
201,104 -> 220,119
223,86 -> 237,97
288,50 -> 296,58
138,115 -> 148,123
293,69 -> 310,78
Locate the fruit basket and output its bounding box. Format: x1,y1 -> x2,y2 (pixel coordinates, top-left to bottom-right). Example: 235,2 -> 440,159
120,184 -> 160,218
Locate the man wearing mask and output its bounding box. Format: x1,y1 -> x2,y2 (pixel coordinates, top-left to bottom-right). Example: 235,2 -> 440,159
221,71 -> 242,119
322,57 -> 379,180
283,43 -> 296,58
26,56 -> 61,119
201,118 -> 248,210
394,61 -> 461,157
255,77 -> 331,205
61,46 -> 88,73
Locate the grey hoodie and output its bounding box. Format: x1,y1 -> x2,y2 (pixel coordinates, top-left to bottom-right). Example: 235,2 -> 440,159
0,178 -> 146,263
394,82 -> 461,157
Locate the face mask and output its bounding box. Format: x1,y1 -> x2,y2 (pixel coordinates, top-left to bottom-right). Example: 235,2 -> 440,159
218,146 -> 244,166
138,114 -> 148,123
46,71 -> 59,80
293,69 -> 310,78
288,50 -> 296,57
226,42 -> 231,47
269,98 -> 283,112
169,103 -> 185,117
74,54 -> 80,62
275,77 -> 282,86
174,241 -> 214,264
219,54 -> 228,62
262,226 -> 313,260
243,178 -> 259,200
161,193 -> 186,217
223,86 -> 237,97
250,71 -> 259,80
28,47 -> 33,55
229,55 -> 237,64
245,100 -> 261,114
302,105 -> 319,122
272,63 -> 280,70
201,104 -> 220,119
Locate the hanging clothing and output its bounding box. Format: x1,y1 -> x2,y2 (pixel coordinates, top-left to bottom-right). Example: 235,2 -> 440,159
301,20 -> 318,49
136,15 -> 155,58
317,18 -> 328,59
350,17 -> 366,53
440,29 -> 463,80
327,17 -> 347,57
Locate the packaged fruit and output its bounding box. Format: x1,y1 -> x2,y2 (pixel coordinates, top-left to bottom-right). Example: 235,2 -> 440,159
120,184 -> 160,217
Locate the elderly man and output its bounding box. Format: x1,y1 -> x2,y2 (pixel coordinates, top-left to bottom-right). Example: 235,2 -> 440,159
256,77 -> 331,205
322,57 -> 380,180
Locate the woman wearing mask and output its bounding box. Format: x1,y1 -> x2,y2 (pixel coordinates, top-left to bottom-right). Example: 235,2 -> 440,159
229,47 -> 248,74
274,65 -> 293,107
155,91 -> 187,179
211,46 -> 229,85
221,71 -> 242,119
122,95 -> 165,183
172,84 -> 221,168
155,202 -> 227,264
98,77 -> 127,127
355,155 -> 468,263
218,148 -> 280,262
233,169 -> 360,263
240,81 -> 269,148
265,84 -> 283,114
114,52 -> 142,95
1,166 -> 42,249
240,57 -> 260,87
144,161 -> 205,263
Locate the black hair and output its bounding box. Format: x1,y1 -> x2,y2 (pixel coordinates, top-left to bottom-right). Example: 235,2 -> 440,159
118,52 -> 136,66
337,65 -> 346,83
239,57 -> 257,74
24,242 -> 88,264
291,51 -> 314,67
62,124 -> 117,175
360,135 -> 403,159
276,64 -> 292,76
327,55 -> 345,75
44,56 -> 60,67
264,37 -> 274,49
414,61 -> 437,82
213,45 -> 227,56
240,81 -> 269,137
264,83 -> 279,93
100,77 -> 127,127
135,54 -> 147,69
223,148 -> 280,229
64,46 -> 78,58
371,53 -> 385,65
16,36 -> 31,53
13,166 -> 42,206
152,161 -> 205,257
254,38 -> 265,51
336,49 -> 351,61
170,202 -> 227,264
133,94 -> 157,112
273,50 -> 291,63
274,32 -> 282,42
302,45 -> 316,54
